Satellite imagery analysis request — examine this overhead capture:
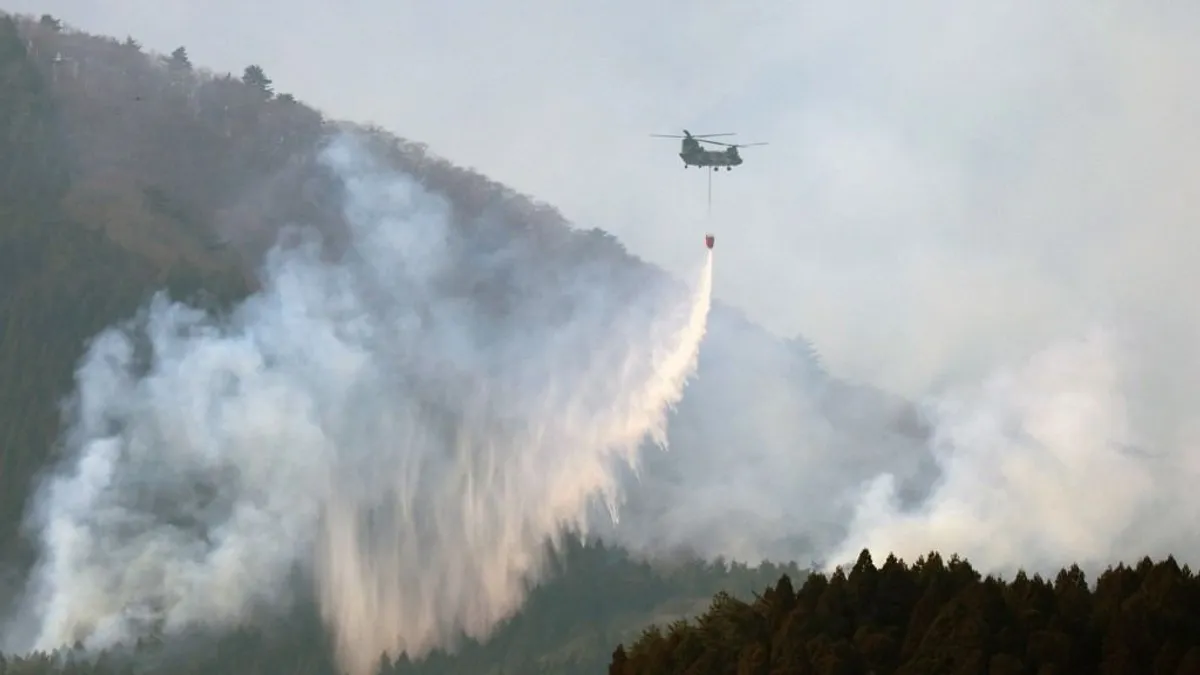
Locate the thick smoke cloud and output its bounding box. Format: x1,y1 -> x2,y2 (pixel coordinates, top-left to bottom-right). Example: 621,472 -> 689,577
5,132 -> 714,675
603,318 -> 938,566
827,329 -> 1183,574
608,320 -> 1200,581
5,2 -> 1200,663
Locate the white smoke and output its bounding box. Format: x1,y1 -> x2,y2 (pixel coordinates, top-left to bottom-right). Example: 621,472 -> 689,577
602,312 -> 1200,582
606,315 -> 1200,580
6,131 -> 714,675
826,328 -> 1173,574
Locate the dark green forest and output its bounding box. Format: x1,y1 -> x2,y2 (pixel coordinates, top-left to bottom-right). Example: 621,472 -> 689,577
2,9 -> 1198,675
612,550 -> 1200,675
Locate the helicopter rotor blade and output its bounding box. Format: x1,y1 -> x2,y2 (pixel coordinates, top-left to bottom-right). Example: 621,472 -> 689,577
651,132 -> 737,140
701,139 -> 768,148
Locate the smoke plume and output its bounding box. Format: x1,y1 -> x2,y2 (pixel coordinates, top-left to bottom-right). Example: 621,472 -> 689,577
826,328 -> 1177,574
605,318 -> 1200,581
6,131 -> 714,675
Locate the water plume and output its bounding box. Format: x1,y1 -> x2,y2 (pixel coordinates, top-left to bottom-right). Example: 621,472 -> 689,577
5,130 -> 715,675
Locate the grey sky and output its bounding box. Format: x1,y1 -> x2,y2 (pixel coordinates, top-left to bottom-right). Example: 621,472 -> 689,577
9,0 -> 1200,397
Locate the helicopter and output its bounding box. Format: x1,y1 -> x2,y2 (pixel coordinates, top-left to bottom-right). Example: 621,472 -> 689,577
651,129 -> 768,170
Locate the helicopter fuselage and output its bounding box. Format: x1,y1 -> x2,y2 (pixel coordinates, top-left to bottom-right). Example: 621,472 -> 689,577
652,131 -> 761,170
680,142 -> 742,169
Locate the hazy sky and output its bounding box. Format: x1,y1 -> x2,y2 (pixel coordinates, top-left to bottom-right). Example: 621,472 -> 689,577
10,0 -> 1200,395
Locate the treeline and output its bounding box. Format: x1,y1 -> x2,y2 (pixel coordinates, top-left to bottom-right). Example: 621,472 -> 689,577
5,546 -> 1200,674
612,549 -> 1200,675
0,539 -> 805,675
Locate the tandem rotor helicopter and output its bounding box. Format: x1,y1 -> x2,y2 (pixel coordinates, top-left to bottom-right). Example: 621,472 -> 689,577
650,129 -> 768,171
651,129 -> 767,230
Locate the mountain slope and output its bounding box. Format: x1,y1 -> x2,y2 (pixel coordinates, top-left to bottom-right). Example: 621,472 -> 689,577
0,9 -> 936,574
0,9 -> 934,674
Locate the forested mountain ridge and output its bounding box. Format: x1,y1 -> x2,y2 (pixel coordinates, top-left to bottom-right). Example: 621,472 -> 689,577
1,9 -> 640,561
3,10 -> 1199,675
0,9 -> 935,571
0,9 -> 935,675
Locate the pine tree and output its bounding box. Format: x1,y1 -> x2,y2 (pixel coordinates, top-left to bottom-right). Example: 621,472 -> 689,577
242,64 -> 273,96
168,45 -> 191,70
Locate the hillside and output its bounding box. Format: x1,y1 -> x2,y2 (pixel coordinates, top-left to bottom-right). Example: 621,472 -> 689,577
3,10 -> 1199,675
4,546 -> 1200,674
0,538 -> 807,675
0,9 -> 933,575
0,9 -> 935,675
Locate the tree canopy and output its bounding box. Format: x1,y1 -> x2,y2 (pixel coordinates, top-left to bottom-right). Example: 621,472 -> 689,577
612,549 -> 1200,675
